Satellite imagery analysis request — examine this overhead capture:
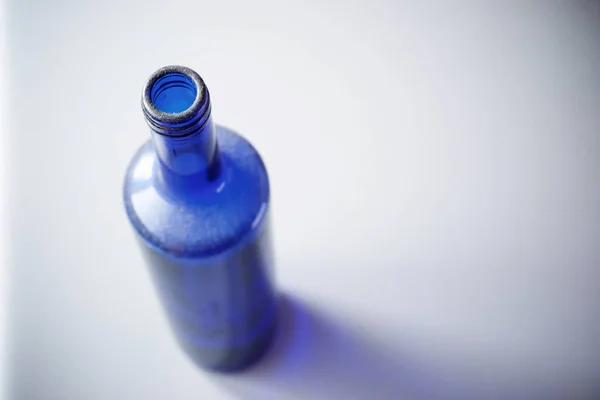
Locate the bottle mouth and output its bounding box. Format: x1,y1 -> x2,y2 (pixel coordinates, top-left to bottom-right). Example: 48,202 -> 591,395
142,65 -> 211,137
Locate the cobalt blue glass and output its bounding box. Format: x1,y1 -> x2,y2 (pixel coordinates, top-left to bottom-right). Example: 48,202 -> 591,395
123,65 -> 277,371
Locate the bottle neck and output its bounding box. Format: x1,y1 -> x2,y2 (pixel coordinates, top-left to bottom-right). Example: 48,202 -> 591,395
141,66 -> 221,192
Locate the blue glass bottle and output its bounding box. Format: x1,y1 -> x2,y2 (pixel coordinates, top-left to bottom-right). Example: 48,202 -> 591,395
123,65 -> 277,371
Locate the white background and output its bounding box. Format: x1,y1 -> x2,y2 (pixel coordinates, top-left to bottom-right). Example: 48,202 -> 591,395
7,1 -> 600,399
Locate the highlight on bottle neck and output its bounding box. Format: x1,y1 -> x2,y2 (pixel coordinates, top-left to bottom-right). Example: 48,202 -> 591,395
141,65 -> 220,183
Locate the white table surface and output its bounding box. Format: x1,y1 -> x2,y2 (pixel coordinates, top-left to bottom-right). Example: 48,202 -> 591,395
8,1 -> 600,399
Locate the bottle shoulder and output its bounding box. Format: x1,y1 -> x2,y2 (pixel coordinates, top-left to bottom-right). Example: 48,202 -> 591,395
123,125 -> 270,258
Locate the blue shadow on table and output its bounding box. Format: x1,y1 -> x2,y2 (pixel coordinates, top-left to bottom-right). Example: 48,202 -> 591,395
210,293 -> 480,400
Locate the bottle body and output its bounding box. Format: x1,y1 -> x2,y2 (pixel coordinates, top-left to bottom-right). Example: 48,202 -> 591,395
123,66 -> 277,371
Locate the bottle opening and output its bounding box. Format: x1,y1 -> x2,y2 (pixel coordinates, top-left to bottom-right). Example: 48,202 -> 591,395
142,65 -> 210,137
150,72 -> 197,114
